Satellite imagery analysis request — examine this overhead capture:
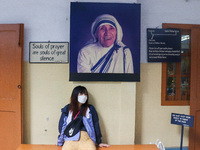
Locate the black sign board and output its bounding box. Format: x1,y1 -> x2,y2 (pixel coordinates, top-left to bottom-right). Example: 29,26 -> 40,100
171,113 -> 194,150
147,28 -> 181,62
171,113 -> 194,127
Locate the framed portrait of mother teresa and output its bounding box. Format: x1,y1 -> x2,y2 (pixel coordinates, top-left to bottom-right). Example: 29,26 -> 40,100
69,2 -> 140,82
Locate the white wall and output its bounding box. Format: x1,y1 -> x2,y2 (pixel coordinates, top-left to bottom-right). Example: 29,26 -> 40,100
139,0 -> 200,63
23,63 -> 136,144
1,0 -> 70,61
135,0 -> 200,147
135,63 -> 189,147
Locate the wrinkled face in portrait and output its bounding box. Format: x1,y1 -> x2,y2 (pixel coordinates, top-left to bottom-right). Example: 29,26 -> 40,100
96,24 -> 117,47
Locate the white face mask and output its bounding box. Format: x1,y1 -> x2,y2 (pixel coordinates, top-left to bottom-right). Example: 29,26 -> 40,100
78,95 -> 87,104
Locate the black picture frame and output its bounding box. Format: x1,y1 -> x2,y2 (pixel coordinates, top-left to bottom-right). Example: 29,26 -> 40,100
69,2 -> 140,82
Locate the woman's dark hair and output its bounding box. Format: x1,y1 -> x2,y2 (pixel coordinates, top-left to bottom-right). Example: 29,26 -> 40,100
69,85 -> 89,117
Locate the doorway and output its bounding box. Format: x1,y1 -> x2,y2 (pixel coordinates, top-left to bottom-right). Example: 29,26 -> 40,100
0,24 -> 24,150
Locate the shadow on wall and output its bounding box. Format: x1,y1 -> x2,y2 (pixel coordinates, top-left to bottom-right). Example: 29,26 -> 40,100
165,147 -> 188,150
89,93 -> 108,143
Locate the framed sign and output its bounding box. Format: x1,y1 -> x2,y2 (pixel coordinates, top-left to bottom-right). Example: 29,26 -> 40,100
147,28 -> 181,62
29,42 -> 69,63
69,2 -> 141,82
171,113 -> 194,127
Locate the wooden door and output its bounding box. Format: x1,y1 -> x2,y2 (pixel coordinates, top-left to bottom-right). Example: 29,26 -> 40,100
0,24 -> 23,150
189,28 -> 200,150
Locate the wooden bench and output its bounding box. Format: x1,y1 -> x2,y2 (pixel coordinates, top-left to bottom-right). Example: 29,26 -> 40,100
17,144 -> 158,150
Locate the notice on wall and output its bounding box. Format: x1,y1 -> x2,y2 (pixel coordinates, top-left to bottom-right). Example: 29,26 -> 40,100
147,28 -> 181,62
171,113 -> 194,127
29,42 -> 69,63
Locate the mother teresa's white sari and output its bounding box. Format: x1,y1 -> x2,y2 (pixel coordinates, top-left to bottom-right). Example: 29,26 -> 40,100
77,42 -> 133,73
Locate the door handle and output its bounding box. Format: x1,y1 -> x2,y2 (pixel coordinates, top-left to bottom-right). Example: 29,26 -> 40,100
17,85 -> 21,89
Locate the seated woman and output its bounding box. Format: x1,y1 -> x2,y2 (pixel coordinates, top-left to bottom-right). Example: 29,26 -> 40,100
57,85 -> 110,150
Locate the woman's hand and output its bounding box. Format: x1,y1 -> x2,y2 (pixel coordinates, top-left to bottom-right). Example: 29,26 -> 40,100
98,143 -> 110,148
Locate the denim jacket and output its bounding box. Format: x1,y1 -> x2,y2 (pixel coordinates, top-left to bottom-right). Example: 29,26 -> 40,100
57,104 -> 102,146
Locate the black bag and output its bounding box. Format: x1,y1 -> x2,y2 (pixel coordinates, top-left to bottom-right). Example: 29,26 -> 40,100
64,111 -> 83,137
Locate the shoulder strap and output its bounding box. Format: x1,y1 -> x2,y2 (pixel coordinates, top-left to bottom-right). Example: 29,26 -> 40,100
73,111 -> 80,120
